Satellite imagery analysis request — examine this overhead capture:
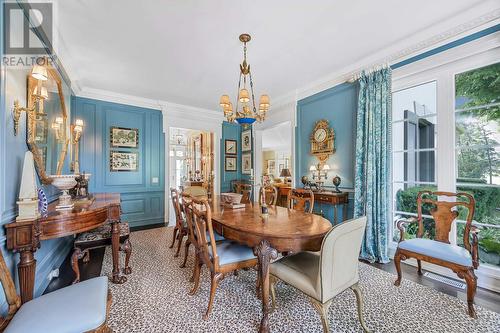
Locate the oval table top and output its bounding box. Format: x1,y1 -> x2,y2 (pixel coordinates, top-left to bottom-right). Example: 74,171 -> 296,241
210,197 -> 332,252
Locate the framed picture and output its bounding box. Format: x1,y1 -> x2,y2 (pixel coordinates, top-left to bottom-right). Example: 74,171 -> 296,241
225,139 -> 237,155
242,153 -> 252,174
110,151 -> 139,171
267,160 -> 275,175
110,127 -> 139,148
241,129 -> 251,152
225,156 -> 237,172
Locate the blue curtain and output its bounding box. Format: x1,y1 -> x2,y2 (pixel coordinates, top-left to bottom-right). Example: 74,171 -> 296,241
354,68 -> 391,264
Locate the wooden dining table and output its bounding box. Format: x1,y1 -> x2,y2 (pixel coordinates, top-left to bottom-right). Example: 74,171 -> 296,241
210,198 -> 332,333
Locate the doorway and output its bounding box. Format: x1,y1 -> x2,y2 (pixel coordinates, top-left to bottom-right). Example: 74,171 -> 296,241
168,127 -> 215,222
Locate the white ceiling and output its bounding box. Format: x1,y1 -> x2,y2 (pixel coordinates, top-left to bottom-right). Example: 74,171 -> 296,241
53,0 -> 499,110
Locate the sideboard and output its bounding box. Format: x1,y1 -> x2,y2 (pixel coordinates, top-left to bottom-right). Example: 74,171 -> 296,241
5,193 -> 126,304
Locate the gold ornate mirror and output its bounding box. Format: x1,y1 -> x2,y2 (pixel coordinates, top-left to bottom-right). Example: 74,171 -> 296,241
26,61 -> 70,184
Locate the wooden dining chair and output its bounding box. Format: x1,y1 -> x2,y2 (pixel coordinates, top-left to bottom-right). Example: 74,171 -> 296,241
259,185 -> 278,207
0,248 -> 112,333
270,216 -> 370,333
287,188 -> 314,213
180,193 -> 224,270
169,188 -> 188,258
187,197 -> 258,320
237,183 -> 253,204
394,191 -> 479,318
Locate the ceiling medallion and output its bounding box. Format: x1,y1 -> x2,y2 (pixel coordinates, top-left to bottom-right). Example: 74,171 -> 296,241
219,34 -> 270,125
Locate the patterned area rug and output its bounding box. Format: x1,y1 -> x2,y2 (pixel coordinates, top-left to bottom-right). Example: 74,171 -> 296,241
101,228 -> 500,332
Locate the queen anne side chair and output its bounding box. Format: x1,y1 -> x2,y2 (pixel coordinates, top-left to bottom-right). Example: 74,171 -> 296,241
269,216 -> 370,333
169,188 -> 188,258
186,197 -> 258,320
394,191 -> 479,318
179,192 -> 224,270
287,188 -> 315,213
258,185 -> 278,207
0,248 -> 112,333
237,183 -> 253,204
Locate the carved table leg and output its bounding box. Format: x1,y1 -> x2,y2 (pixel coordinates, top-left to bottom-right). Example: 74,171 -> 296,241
121,238 -> 132,275
71,248 -> 89,284
18,249 -> 36,304
254,240 -> 278,333
111,220 -> 126,284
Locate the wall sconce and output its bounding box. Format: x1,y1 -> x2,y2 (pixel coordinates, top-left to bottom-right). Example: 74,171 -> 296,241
51,116 -> 64,141
310,163 -> 330,191
12,65 -> 49,136
32,85 -> 48,115
70,119 -> 84,174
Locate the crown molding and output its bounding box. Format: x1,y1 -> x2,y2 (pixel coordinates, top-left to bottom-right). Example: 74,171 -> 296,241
271,9 -> 500,106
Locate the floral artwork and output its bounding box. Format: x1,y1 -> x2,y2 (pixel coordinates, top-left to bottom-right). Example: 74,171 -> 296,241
110,151 -> 139,171
111,127 -> 139,148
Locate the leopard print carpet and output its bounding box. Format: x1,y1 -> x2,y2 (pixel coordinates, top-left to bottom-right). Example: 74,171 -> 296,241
101,228 -> 500,332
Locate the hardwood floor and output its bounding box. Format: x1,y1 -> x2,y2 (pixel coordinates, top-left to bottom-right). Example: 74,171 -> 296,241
45,225 -> 500,315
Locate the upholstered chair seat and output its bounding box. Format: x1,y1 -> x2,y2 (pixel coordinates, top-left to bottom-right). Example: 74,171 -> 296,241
72,221 -> 132,284
183,186 -> 208,197
398,238 -> 472,267
5,276 -> 109,333
208,240 -> 256,265
270,251 -> 320,300
270,217 -> 370,333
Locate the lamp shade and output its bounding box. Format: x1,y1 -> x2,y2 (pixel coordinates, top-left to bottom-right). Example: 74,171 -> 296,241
75,119 -> 84,127
309,165 -> 317,171
238,89 -> 250,103
322,164 -> 330,171
219,95 -> 230,108
280,168 -> 291,177
31,65 -> 48,81
259,94 -> 270,107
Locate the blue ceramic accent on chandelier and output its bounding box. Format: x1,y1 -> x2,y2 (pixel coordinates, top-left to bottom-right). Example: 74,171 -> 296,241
73,97 -> 165,228
236,117 -> 256,125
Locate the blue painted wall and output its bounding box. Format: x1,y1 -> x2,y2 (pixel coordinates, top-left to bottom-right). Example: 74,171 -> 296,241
73,97 -> 165,228
220,121 -> 252,192
296,82 -> 358,224
0,0 -> 72,314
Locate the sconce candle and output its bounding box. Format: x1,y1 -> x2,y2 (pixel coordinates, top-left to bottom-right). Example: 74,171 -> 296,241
71,119 -> 85,174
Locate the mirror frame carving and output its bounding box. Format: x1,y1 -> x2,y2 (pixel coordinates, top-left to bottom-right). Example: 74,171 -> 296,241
26,64 -> 69,185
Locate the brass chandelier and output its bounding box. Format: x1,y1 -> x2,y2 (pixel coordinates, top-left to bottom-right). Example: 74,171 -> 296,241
220,34 -> 270,125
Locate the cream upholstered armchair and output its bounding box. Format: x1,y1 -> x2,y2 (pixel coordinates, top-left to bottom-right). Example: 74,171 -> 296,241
269,216 -> 370,333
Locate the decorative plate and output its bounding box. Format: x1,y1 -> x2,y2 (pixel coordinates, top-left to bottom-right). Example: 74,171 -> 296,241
38,188 -> 48,216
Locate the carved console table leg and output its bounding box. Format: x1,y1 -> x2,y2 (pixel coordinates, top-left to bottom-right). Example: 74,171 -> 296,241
18,249 -> 36,304
254,240 -> 278,333
110,220 -> 126,284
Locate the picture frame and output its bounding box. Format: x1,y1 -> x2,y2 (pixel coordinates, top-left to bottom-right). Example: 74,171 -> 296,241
241,129 -> 251,152
225,139 -> 237,155
225,156 -> 237,172
267,160 -> 275,175
110,126 -> 139,148
242,153 -> 252,174
110,151 -> 139,171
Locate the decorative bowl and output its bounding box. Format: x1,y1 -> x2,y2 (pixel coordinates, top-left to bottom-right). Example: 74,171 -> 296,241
220,193 -> 243,205
49,175 -> 78,210
50,175 -> 78,190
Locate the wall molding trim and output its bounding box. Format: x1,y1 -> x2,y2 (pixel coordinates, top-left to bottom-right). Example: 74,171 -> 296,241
271,14 -> 500,107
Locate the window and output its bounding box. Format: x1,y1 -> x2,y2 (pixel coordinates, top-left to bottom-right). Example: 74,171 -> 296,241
392,81 -> 437,241
454,62 -> 500,269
